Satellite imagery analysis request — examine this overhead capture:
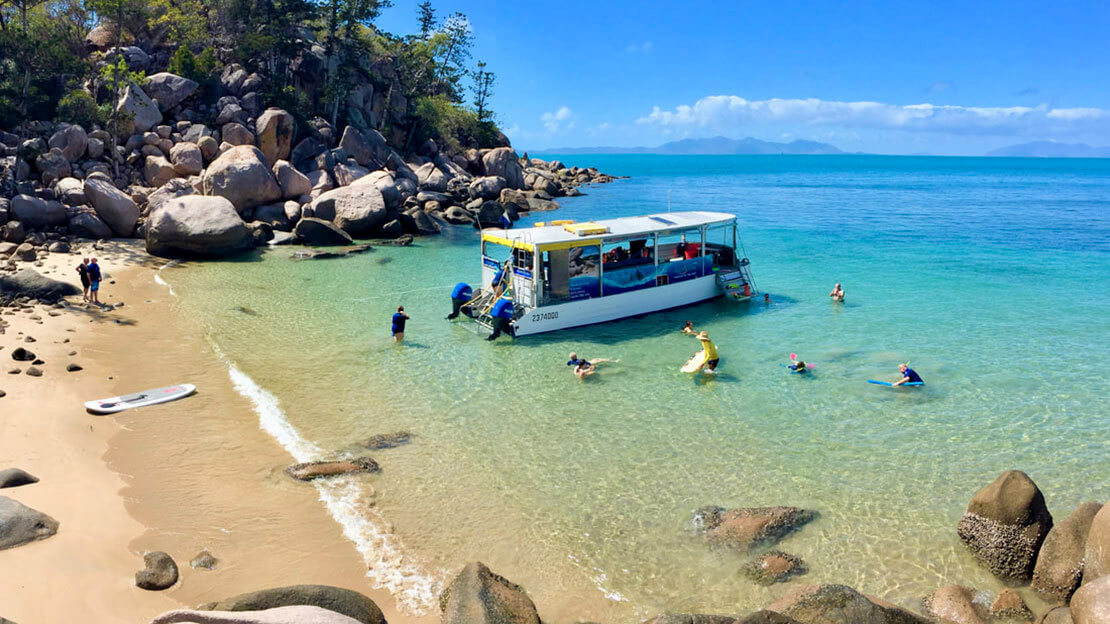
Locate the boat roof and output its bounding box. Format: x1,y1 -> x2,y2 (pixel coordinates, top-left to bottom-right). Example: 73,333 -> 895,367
482,211 -> 736,247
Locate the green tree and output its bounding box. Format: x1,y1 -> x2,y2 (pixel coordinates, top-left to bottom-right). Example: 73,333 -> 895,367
471,59 -> 493,122
415,0 -> 434,39
0,1 -> 86,129
318,0 -> 390,127
98,55 -> 143,174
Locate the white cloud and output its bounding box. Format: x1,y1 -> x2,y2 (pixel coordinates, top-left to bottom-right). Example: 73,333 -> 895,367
637,95 -> 1110,136
541,106 -> 574,133
626,41 -> 653,54
598,122 -> 611,130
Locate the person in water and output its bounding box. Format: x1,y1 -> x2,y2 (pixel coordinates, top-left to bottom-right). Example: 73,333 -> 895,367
566,352 -> 617,380
681,321 -> 695,335
76,258 -> 90,302
892,363 -> 923,386
692,331 -> 719,373
391,306 -> 409,343
793,360 -> 808,373
829,283 -> 845,302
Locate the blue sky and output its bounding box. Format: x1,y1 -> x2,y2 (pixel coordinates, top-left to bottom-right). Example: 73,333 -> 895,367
377,1 -> 1110,155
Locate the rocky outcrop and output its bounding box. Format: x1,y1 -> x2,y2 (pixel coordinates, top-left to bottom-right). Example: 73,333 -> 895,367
1033,502 -> 1102,602
11,195 -> 65,228
769,584 -> 930,624
273,160 -> 311,198
922,585 -> 986,624
256,109 -> 296,166
468,176 -> 505,200
202,146 -> 282,213
293,217 -> 353,246
143,73 -> 199,112
151,605 -> 366,624
135,551 -> 179,590
310,185 -> 387,236
0,496 -> 59,550
743,551 -> 807,585
439,561 -> 541,624
1070,575 -> 1110,624
1083,502 -> 1110,584
83,176 -> 139,236
199,584 -> 386,624
482,147 -> 525,189
0,467 -> 39,488
146,195 -> 253,258
284,457 -> 380,481
0,269 -> 80,301
338,127 -> 388,168
957,470 -> 1054,581
693,506 -> 817,551
117,82 -> 163,135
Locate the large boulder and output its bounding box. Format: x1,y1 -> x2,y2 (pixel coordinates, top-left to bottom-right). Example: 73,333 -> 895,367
254,201 -> 295,231
48,124 -> 88,162
482,147 -> 525,189
222,122 -> 254,147
351,170 -> 400,209
1070,575 -> 1110,624
144,155 -> 177,187
147,178 -> 195,214
273,160 -> 312,198
922,585 -> 986,624
693,505 -> 817,551
152,606 -> 366,624
0,269 -> 80,301
83,176 -> 139,236
333,161 -> 369,187
294,217 -> 353,246
11,194 -> 66,228
117,82 -> 163,135
183,123 -> 214,144
0,496 -> 59,550
55,177 -> 87,206
439,561 -> 540,624
415,162 -> 450,192
170,142 -> 204,176
256,108 -> 296,166
146,195 -> 253,258
1033,502 -> 1102,602
642,616 -> 739,624
68,210 -> 114,239
143,72 -> 198,112
768,584 -> 930,624
220,64 -> 248,95
135,551 -> 179,590
198,584 -> 385,624
338,126 -> 388,167
468,176 -> 506,200
202,146 -> 282,213
35,148 -> 71,184
310,185 -> 386,236
1037,607 -> 1075,624
957,470 -> 1054,582
1084,502 -> 1110,584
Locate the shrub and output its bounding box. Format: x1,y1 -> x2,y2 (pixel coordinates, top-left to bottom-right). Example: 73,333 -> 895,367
56,88 -> 102,128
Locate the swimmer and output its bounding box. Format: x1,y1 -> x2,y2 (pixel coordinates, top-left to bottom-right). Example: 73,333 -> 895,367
566,352 -> 618,380
829,283 -> 844,302
892,363 -> 923,386
681,321 -> 695,335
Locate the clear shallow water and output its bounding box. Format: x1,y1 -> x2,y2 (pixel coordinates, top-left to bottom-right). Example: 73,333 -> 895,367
163,155 -> 1110,621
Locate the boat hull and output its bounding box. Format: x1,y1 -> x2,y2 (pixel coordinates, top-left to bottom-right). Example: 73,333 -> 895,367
510,274 -> 725,336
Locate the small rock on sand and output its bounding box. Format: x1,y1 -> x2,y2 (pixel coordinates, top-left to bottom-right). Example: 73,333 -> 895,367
135,551 -> 179,590
191,550 -> 218,570
66,363 -> 82,372
10,347 -> 35,361
285,458 -> 380,481
6,369 -> 19,375
362,431 -> 412,450
25,366 -> 42,377
0,496 -> 59,550
0,468 -> 39,488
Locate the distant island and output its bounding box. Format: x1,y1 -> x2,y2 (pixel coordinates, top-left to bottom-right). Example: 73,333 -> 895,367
534,136 -> 844,155
986,141 -> 1110,158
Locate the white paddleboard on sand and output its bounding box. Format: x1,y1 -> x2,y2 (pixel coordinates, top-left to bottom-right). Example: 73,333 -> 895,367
85,384 -> 196,414
681,350 -> 707,373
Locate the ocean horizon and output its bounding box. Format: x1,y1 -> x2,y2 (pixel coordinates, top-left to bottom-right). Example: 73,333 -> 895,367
159,153 -> 1110,621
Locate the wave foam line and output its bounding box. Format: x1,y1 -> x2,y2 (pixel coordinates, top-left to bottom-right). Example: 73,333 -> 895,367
211,337 -> 444,614
154,260 -> 181,296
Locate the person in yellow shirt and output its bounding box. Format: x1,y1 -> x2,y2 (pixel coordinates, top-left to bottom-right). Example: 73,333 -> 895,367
694,330 -> 719,374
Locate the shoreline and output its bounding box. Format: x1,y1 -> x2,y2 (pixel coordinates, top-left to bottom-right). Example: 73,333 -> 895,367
0,242 -> 431,623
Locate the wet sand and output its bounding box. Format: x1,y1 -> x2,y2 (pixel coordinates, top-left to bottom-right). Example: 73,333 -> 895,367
0,242 -> 431,623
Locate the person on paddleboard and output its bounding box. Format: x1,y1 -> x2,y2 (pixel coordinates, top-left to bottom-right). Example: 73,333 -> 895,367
567,352 -> 618,380
391,306 -> 409,343
892,363 -> 923,386
693,331 -> 719,373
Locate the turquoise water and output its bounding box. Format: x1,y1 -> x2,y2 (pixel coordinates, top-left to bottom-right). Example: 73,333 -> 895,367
162,155 -> 1110,621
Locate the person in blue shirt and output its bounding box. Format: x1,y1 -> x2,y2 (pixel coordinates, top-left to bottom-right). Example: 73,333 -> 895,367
87,257 -> 102,305
892,363 -> 923,386
391,306 -> 409,343
566,351 -> 618,380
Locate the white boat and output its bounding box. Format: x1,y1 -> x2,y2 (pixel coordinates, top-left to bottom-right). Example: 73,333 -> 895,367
447,211 -> 758,338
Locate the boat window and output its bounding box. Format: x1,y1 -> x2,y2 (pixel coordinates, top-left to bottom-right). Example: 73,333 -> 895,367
653,229 -> 709,283
482,239 -> 512,266
705,224 -> 736,268
656,229 -> 703,260
512,247 -> 533,271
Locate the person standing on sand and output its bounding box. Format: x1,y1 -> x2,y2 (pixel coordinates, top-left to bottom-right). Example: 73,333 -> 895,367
391,306 -> 409,343
76,258 -> 90,302
88,257 -> 102,305
829,283 -> 844,302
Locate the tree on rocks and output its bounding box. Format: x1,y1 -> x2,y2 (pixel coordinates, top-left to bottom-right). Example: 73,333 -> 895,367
957,470 -> 1054,582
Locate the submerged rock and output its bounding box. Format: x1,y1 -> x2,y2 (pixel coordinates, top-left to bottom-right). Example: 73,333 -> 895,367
199,584 -> 386,624
0,496 -> 59,550
922,585 -> 986,624
693,505 -> 817,551
135,551 -> 178,590
361,431 -> 412,450
190,549 -> 218,570
284,457 -> 379,481
957,470 -> 1053,582
743,551 -> 807,585
439,561 -> 541,624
